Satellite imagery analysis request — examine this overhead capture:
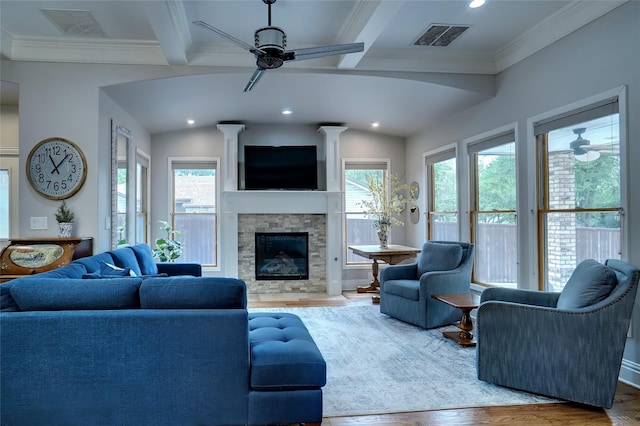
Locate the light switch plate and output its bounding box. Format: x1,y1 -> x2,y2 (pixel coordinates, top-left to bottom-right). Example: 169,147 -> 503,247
30,217 -> 48,230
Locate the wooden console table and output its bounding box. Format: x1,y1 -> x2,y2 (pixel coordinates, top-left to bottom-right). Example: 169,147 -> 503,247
0,238 -> 93,282
348,244 -> 421,304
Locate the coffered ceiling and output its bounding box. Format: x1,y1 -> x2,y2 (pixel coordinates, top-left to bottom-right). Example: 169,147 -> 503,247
0,1 -> 626,137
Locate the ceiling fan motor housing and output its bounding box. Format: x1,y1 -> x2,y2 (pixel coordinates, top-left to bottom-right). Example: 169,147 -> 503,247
255,26 -> 286,69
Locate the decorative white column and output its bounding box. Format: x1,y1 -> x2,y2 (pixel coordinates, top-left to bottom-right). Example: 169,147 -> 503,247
217,124 -> 245,192
318,125 -> 347,295
319,126 -> 347,192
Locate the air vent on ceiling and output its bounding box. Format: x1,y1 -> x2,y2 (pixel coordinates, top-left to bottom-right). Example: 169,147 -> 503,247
41,9 -> 106,37
414,24 -> 469,47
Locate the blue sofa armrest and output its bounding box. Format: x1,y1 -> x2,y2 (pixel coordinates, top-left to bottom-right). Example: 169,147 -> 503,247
480,287 -> 560,307
380,262 -> 418,282
419,268 -> 471,297
157,262 -> 202,277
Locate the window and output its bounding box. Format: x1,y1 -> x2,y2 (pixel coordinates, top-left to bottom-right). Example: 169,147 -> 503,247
136,152 -> 150,244
172,160 -> 217,266
468,130 -> 517,287
535,98 -> 620,292
426,150 -> 458,241
0,169 -> 9,240
344,161 -> 388,264
116,159 -> 127,245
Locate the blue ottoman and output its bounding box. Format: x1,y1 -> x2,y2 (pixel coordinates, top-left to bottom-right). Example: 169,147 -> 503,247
248,312 -> 326,425
248,312 -> 326,390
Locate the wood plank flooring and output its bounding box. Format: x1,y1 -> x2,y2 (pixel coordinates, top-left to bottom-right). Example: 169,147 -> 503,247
248,291 -> 640,425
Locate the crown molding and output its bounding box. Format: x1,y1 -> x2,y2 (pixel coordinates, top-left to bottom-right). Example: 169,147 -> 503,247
359,48 -> 496,74
495,0 -> 627,72
8,36 -> 168,65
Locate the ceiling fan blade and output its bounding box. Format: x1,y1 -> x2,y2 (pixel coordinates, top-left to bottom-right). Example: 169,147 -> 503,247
244,68 -> 266,92
284,42 -> 364,62
193,20 -> 264,54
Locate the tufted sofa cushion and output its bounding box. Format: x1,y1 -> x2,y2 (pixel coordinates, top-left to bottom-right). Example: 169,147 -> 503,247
248,313 -> 326,390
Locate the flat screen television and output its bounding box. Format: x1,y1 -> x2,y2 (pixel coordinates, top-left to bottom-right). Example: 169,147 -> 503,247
244,145 -> 318,190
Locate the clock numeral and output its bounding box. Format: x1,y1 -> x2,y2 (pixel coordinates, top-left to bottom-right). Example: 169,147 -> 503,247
61,180 -> 67,190
46,180 -> 51,189
71,164 -> 76,173
35,164 -> 41,173
38,153 -> 46,164
38,174 -> 45,183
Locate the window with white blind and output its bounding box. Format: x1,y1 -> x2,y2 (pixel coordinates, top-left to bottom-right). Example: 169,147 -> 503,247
343,161 -> 388,264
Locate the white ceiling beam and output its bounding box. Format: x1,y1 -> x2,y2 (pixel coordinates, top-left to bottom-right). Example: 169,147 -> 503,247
143,0 -> 191,65
335,0 -> 405,69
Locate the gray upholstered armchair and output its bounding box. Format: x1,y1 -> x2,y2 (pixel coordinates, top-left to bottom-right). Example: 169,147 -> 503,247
380,241 -> 474,329
477,259 -> 639,408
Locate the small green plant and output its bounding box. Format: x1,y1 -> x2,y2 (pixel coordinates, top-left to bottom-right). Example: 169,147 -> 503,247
117,222 -> 127,248
54,201 -> 75,223
152,220 -> 182,262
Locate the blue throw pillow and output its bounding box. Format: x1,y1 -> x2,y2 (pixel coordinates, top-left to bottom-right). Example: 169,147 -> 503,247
100,262 -> 136,276
82,262 -> 136,279
556,259 -> 618,309
129,244 -> 159,275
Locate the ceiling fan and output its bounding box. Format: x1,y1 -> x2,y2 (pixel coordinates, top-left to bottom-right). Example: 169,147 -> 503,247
193,0 -> 364,92
570,127 -> 620,162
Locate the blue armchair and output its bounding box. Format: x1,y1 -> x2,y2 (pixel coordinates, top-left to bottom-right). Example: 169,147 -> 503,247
476,259 -> 639,408
380,241 -> 475,329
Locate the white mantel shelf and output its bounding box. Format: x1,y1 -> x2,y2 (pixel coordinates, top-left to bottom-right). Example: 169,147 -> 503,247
222,190 -> 342,214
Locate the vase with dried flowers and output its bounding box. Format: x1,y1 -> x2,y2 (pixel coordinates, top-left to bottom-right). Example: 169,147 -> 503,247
358,173 -> 408,248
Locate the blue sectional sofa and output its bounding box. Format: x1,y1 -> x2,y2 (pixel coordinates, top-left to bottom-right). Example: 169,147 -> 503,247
1,244 -> 326,426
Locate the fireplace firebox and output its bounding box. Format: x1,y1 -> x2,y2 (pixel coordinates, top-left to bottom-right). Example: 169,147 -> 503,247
255,232 -> 309,280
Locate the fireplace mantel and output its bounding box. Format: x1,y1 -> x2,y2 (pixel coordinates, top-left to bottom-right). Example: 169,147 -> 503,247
216,125 -> 347,295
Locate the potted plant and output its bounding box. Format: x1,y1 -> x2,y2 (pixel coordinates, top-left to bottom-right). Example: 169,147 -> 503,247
55,200 -> 75,238
152,220 -> 182,262
358,173 -> 408,248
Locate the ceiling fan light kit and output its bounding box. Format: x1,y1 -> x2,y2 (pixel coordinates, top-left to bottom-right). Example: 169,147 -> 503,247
570,127 -> 601,162
193,0 -> 364,92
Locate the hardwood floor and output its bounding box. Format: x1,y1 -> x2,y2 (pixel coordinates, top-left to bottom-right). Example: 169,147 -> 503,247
248,291 -> 640,425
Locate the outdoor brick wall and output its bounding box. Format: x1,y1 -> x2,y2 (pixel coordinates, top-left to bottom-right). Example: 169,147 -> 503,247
547,151 -> 576,290
238,214 -> 327,293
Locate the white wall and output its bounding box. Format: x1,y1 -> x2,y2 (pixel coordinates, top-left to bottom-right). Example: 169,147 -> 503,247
405,1 -> 640,385
0,105 -> 20,244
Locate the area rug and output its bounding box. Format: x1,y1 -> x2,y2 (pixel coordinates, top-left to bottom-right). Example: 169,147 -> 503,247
249,304 -> 556,417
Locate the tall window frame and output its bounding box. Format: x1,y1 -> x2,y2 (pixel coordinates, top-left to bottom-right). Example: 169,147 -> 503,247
343,160 -> 389,265
135,150 -> 150,245
170,158 -> 218,267
468,128 -> 518,288
425,146 -> 458,241
0,168 -> 10,241
534,96 -> 622,292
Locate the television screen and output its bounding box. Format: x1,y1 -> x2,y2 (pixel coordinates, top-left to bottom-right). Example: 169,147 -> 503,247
244,145 -> 318,190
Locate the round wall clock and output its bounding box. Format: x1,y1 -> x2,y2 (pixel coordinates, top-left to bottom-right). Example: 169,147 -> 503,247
26,137 -> 88,200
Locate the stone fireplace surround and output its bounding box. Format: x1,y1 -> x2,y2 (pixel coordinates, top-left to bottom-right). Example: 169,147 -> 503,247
238,214 -> 326,293
217,125 -> 347,295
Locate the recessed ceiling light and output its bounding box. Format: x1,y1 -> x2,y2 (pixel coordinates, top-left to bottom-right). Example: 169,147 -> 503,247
469,0 -> 485,8
371,122 -> 380,128
187,119 -> 195,125
282,109 -> 293,115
